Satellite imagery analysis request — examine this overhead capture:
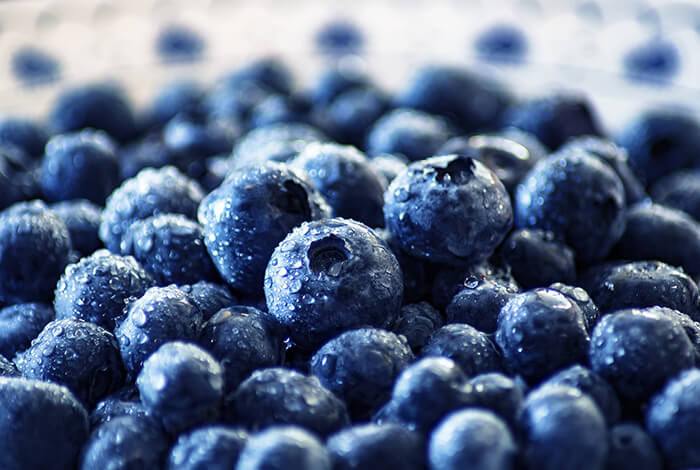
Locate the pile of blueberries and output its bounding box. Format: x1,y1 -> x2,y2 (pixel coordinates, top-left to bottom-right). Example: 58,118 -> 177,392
2,57 -> 700,470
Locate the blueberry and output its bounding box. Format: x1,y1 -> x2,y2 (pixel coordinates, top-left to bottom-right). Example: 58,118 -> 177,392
385,155 -> 513,265
605,423 -> 663,470
15,318 -> 125,406
623,37 -> 680,83
146,79 -> 204,129
321,86 -> 389,148
156,23 -> 206,62
581,260 -> 699,319
651,169 -> 700,220
167,425 -> 248,470
657,307 -> 700,364
396,65 -> 511,133
315,19 -> 364,56
0,145 -> 38,209
222,58 -> 293,96
327,423 -> 425,470
376,227 -> 429,304
310,328 -> 413,417
40,130 -> 119,204
0,116 -> 49,158
51,200 -> 103,257
518,385 -> 608,470
611,202 -> 700,279
0,377 -> 88,470
237,426 -> 331,470
247,94 -> 301,129
542,364 -> 621,425
560,136 -> 646,204
502,94 -> 602,150
54,249 -> 154,330
49,82 -> 137,143
429,408 -> 516,470
10,45 -> 60,85
204,81 -> 271,124
118,135 -> 173,180
378,357 -> 473,433
495,288 -> 589,383
369,153 -> 408,187
199,162 -> 329,296
264,218 -> 403,350
548,283 -> 600,333
79,415 -> 169,470
474,23 -> 528,64
227,367 -> 349,436
231,123 -> 326,169
515,148 -> 626,264
291,143 -> 385,227
310,66 -> 370,108
0,354 -> 19,377
616,109 -> 700,185
589,307 -> 694,402
498,228 -> 576,288
646,368 -> 700,468
137,341 -> 224,434
89,385 -> 150,429
177,281 -> 237,321
0,302 -> 54,358
421,323 -> 501,376
468,372 -> 525,426
100,166 -> 205,253
115,285 -> 204,377
0,200 -> 72,304
199,306 -> 280,392
391,301 -> 444,351
367,108 -> 452,161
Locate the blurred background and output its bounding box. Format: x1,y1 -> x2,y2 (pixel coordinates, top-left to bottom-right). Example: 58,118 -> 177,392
1,0 -> 699,131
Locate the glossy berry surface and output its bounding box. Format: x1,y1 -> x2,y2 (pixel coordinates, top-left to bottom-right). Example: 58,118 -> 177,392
51,200 -> 103,257
167,425 -> 248,470
236,426 -> 331,470
0,302 -> 54,358
420,323 -> 502,376
367,108 -> 451,161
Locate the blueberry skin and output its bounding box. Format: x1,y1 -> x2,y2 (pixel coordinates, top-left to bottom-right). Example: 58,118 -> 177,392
0,302 -> 54,358
498,228 -> 576,289
322,86 -> 389,148
542,365 -> 621,425
581,261 -> 699,319
199,162 -> 330,296
146,80 -> 204,129
658,307 -> 700,364
396,65 -> 511,133
429,409 -> 516,470
315,19 -> 364,56
495,288 -> 589,383
121,214 -> 218,286
89,386 -> 151,429
502,94 -> 602,150
381,357 -> 474,434
54,249 -> 155,330
385,155 -> 513,265
49,82 -> 137,143
515,149 -> 626,265
367,108 -> 452,161
611,203 -> 700,280
651,169 -> 700,220
327,423 -> 425,470
0,116 -> 48,158
310,328 -> 414,417
646,368 -> 700,468
100,166 -> 205,253
605,423 -> 663,470
0,377 -> 88,470
222,58 -> 293,96
623,38 -> 680,83
227,367 -> 349,437
469,372 -> 525,426
421,323 -> 501,376
231,123 -> 326,169
310,66 -> 370,108
369,154 -> 408,187
518,385 -> 608,470
560,136 -> 646,204
589,307 -> 694,402
115,286 -> 204,377
376,227 -> 429,304
237,426 -> 331,470
391,302 -> 444,351
10,46 -> 60,85
0,200 -> 72,304
79,415 -> 169,470
51,200 -> 103,257
40,130 -> 119,204
199,306 -> 280,393
617,110 -> 700,185
15,318 -> 125,407
156,23 -> 205,62
265,218 -> 403,350
474,23 -> 528,64
0,353 -> 19,377
549,283 -> 600,333
177,281 -> 237,321
119,135 -> 173,180
167,425 -> 248,470
0,145 -> 38,210
291,143 -> 385,227
137,341 -> 224,434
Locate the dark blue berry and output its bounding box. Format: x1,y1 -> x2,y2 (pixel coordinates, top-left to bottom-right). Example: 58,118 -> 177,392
367,108 -> 451,161
391,301 -> 444,351
0,302 -> 53,358
167,425 -> 248,470
376,227 -> 429,304
0,145 -> 38,210
89,385 -> 150,429
231,123 -> 326,169
177,281 -> 237,321
310,66 -> 370,108
474,23 -> 528,63
623,37 -> 680,83
0,354 -> 19,377
146,80 -> 204,129
222,58 -> 293,96
51,200 -> 103,257
237,426 -> 331,470
469,372 -> 525,426
264,218 -> 403,350
549,283 -> 600,333
321,86 -> 388,148
156,23 -> 206,62
11,46 -> 60,85
227,367 -> 349,436
369,153 -> 407,187
0,116 -> 49,158
118,135 -> 173,180
605,423 -> 663,470
385,155 -> 512,265
651,169 -> 700,220
248,93 -> 309,130
421,323 -> 501,376
315,19 -> 364,56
